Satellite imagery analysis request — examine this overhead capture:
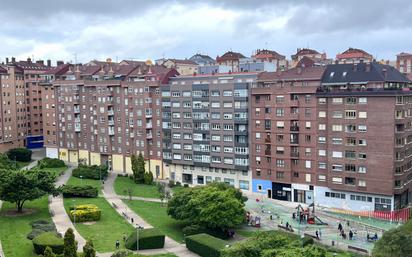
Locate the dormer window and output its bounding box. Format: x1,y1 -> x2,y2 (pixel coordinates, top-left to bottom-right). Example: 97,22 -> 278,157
330,72 -> 335,78
342,71 -> 347,77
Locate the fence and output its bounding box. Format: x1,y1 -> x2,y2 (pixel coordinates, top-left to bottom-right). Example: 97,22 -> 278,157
327,207 -> 411,223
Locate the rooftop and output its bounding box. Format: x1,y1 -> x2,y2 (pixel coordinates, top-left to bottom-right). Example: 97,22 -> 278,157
258,66 -> 326,82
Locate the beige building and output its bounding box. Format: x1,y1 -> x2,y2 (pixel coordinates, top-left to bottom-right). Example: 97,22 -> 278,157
156,58 -> 198,75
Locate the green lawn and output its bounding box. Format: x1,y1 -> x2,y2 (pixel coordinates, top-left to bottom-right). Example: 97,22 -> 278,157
171,186 -> 185,195
16,160 -> 32,169
41,166 -> 67,177
0,197 -> 50,257
63,197 -> 134,252
66,176 -> 103,194
124,200 -> 185,243
114,176 -> 161,199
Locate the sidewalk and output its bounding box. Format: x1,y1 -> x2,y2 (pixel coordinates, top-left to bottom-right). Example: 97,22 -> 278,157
117,195 -> 162,203
102,172 -> 198,257
49,166 -> 87,251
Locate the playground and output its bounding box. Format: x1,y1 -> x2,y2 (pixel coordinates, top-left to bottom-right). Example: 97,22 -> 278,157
245,196 -> 402,253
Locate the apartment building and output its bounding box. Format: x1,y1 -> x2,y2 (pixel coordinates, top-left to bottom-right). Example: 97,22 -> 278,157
396,52 -> 412,79
251,62 -> 412,211
291,48 -> 328,67
47,61 -> 178,178
251,66 -> 325,203
0,65 -> 26,152
215,51 -> 246,73
336,48 -> 374,64
161,72 -> 256,189
156,59 -> 198,75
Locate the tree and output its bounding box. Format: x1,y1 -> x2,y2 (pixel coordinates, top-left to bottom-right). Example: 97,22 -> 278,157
63,228 -> 77,257
83,240 -> 96,257
131,154 -> 145,183
372,226 -> 412,257
43,246 -> 55,257
144,171 -> 153,185
0,169 -> 59,212
0,154 -> 15,170
167,183 -> 246,230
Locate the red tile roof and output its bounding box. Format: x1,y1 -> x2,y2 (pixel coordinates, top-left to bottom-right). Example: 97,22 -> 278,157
253,49 -> 285,60
336,48 -> 373,60
216,51 -> 246,63
258,66 -> 326,82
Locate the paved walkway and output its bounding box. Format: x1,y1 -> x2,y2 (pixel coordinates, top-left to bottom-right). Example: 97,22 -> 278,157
118,195 -> 162,203
102,173 -> 198,257
49,166 -> 87,251
0,201 -> 3,257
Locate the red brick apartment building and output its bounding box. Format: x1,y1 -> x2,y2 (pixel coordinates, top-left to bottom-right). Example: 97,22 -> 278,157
251,62 -> 412,211
43,61 -> 178,178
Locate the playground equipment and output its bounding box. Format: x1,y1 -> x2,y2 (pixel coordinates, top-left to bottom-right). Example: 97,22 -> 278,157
295,203 -> 328,225
246,211 -> 261,228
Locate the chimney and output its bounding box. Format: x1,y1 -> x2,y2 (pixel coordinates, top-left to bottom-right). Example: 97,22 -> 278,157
6,57 -> 9,64
47,60 -> 51,67
27,57 -> 31,63
11,57 -> 16,63
36,60 -> 44,65
57,61 -> 64,66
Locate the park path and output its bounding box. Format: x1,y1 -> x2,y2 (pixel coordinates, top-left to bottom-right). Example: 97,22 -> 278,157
117,195 -> 162,203
101,172 -> 199,257
0,201 -> 3,257
49,166 -> 87,251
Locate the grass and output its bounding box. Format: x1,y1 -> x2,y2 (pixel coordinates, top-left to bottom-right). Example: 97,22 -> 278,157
171,186 -> 186,195
66,176 -> 104,194
114,176 -> 161,199
124,200 -> 185,243
16,160 -> 32,169
0,197 -> 50,257
63,196 -> 135,252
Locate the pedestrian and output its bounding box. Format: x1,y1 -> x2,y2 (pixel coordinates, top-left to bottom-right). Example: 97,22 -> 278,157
131,218 -> 134,224
338,222 -> 343,232
349,230 -> 353,240
270,214 -> 273,220
315,230 -> 319,239
115,240 -> 120,249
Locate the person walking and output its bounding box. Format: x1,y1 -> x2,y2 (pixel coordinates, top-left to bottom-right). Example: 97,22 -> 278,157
338,222 -> 343,232
116,240 -> 120,249
349,230 -> 354,240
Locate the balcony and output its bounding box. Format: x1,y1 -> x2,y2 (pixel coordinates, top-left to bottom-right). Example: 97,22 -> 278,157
145,113 -> 152,118
73,107 -> 80,113
146,123 -> 153,129
108,109 -> 114,116
264,137 -> 271,144
290,139 -> 299,145
146,133 -> 153,139
265,149 -> 271,156
108,120 -> 115,126
290,152 -> 299,158
290,126 -> 299,132
74,118 -> 81,123
74,123 -> 81,132
108,127 -> 115,136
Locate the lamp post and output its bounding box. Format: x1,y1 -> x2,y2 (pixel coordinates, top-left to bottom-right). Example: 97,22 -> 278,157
136,225 -> 143,251
80,175 -> 83,186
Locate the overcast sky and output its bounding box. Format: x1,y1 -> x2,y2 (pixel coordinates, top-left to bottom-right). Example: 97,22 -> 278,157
1,0 -> 412,64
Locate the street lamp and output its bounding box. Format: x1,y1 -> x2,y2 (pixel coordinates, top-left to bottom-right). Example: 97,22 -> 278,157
80,175 -> 83,186
136,225 -> 143,251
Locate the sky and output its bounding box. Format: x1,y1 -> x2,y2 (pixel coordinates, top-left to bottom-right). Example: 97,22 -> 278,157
1,0 -> 412,64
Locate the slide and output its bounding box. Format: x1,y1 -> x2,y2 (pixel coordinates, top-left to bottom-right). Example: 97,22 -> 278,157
315,216 -> 328,225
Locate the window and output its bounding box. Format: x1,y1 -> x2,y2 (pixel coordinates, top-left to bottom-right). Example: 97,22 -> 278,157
359,97 -> 367,104
332,151 -> 343,158
223,90 -> 233,96
319,111 -> 326,118
332,177 -> 343,184
332,125 -> 342,131
332,98 -> 343,104
346,97 -> 356,104
346,137 -> 356,145
333,111 -> 343,118
358,166 -> 367,173
276,96 -> 284,103
345,164 -> 356,172
358,153 -> 367,159
223,102 -> 233,108
318,137 -> 326,143
276,108 -> 284,117
332,164 -> 343,172
276,172 -> 284,179
255,133 -> 261,139
305,160 -> 311,168
305,121 -> 311,129
276,159 -> 285,168
345,110 -> 356,119
318,162 -> 326,169
211,102 -> 220,108
358,139 -> 367,146
358,125 -> 367,132
359,112 -> 367,118
319,124 -> 326,130
276,121 -> 284,129
318,175 -> 326,182
345,151 -> 356,159
318,150 -> 326,156
318,98 -> 326,104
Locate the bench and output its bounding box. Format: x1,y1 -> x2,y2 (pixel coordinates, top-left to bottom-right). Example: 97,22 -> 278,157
278,224 -> 294,232
348,245 -> 368,254
112,202 -> 118,209
304,233 -> 320,240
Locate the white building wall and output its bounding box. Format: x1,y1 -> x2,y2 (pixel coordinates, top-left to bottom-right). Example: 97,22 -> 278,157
46,147 -> 59,159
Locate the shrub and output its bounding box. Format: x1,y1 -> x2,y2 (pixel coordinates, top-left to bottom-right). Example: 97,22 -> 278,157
62,185 -> 98,198
27,220 -> 57,240
110,250 -> 133,257
185,233 -> 227,257
32,232 -> 64,255
183,225 -> 207,237
144,172 -> 154,185
302,236 -> 314,247
125,228 -> 165,250
69,204 -> 101,222
7,148 -> 32,162
72,164 -> 108,180
39,157 -> 66,169
168,180 -> 176,188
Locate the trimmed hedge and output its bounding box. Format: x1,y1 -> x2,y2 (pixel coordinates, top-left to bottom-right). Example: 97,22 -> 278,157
185,233 -> 227,257
182,225 -> 207,236
62,185 -> 98,198
302,236 -> 314,247
32,232 -> 64,255
27,220 -> 57,240
69,204 -> 101,222
38,157 -> 66,168
6,148 -> 32,162
72,164 -> 108,180
125,228 -> 165,250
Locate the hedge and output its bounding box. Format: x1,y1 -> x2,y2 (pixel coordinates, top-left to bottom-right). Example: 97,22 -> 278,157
182,225 -> 207,236
27,220 -> 57,240
69,204 -> 101,222
185,233 -> 227,257
38,157 -> 66,168
62,185 -> 98,198
32,232 -> 64,255
6,148 -> 32,162
72,164 -> 108,180
125,228 -> 165,250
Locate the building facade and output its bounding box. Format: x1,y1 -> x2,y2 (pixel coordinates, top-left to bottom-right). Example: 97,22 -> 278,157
396,52 -> 412,79
46,61 -> 178,178
251,62 -> 412,211
161,73 -> 256,190
336,48 -> 374,64
0,65 -> 26,152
